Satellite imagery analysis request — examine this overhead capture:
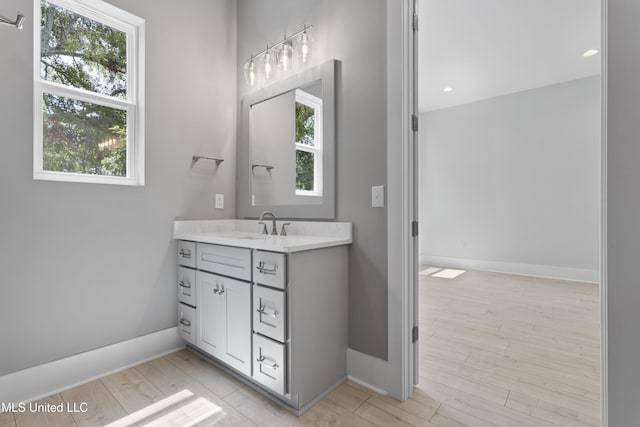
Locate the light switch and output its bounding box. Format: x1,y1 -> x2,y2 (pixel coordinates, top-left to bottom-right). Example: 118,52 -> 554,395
372,185 -> 385,208
215,193 -> 224,209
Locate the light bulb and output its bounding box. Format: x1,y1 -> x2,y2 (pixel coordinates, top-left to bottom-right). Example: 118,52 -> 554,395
279,40 -> 293,71
244,58 -> 256,86
263,50 -> 272,80
300,29 -> 310,63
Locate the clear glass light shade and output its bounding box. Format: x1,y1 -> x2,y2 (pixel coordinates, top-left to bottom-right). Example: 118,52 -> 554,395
244,59 -> 256,86
263,51 -> 273,80
299,30 -> 310,63
278,41 -> 293,71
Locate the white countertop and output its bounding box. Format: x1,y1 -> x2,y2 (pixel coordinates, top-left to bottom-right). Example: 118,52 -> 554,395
173,220 -> 352,253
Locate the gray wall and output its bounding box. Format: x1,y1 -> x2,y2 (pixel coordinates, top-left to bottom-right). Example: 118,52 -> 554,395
237,0 -> 389,359
607,0 -> 640,424
420,77 -> 601,281
0,0 -> 237,376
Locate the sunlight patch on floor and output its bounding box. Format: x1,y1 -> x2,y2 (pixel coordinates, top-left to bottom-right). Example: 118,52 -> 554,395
431,268 -> 466,279
105,389 -> 225,427
420,267 -> 442,276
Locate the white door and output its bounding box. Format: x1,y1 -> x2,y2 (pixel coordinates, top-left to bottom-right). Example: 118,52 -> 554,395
197,271 -> 226,359
223,277 -> 252,376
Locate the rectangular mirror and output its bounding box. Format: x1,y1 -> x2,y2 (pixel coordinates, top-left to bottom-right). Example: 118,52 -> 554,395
238,60 -> 337,219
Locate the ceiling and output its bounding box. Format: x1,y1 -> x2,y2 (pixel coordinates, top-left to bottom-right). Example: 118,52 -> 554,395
419,0 -> 601,112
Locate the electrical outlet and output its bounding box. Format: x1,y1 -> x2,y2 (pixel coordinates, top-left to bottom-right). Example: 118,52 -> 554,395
215,193 -> 224,209
372,186 -> 385,208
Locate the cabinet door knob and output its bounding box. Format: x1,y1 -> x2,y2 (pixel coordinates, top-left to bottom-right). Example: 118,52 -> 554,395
219,286 -> 225,295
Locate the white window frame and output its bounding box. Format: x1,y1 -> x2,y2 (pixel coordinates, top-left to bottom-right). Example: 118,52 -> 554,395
294,89 -> 323,197
33,0 -> 145,185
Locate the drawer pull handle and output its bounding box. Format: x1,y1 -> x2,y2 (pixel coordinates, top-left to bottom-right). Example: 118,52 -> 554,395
179,280 -> 191,289
257,261 -> 278,275
179,249 -> 192,258
257,305 -> 278,318
257,356 -> 278,370
179,318 -> 192,327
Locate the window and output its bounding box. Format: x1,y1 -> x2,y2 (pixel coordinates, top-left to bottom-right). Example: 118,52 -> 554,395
294,89 -> 322,196
33,0 -> 145,185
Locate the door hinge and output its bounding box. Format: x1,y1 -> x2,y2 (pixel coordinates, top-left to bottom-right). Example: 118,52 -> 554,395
411,114 -> 419,132
412,326 -> 419,343
412,13 -> 418,32
411,221 -> 419,237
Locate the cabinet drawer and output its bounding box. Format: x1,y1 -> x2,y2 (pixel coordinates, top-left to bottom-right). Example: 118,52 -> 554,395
253,285 -> 286,343
197,243 -> 252,281
253,334 -> 287,396
178,241 -> 196,268
253,251 -> 286,289
178,267 -> 196,306
178,303 -> 196,345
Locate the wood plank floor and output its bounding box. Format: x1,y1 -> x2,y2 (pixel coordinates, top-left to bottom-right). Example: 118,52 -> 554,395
2,267 -> 600,426
418,267 -> 600,427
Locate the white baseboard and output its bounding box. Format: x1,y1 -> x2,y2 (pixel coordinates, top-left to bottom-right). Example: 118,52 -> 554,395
0,327 -> 185,404
420,255 -> 599,283
346,348 -> 390,397
347,375 -> 388,396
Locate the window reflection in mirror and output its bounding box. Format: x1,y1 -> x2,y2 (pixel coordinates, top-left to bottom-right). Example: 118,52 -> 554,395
295,89 -> 323,196
250,81 -> 323,207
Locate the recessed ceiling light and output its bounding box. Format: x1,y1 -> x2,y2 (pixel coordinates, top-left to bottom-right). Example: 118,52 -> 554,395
583,49 -> 599,57
443,86 -> 453,93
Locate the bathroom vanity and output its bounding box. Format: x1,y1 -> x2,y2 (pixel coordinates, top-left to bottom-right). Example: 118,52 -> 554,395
173,219 -> 351,415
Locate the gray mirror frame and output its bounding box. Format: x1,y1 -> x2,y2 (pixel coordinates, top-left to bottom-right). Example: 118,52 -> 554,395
237,59 -> 337,219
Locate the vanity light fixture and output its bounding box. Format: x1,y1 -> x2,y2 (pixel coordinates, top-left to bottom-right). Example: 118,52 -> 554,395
443,86 -> 454,93
263,49 -> 273,80
243,24 -> 313,86
583,49 -> 599,57
244,57 -> 256,86
299,26 -> 310,63
278,40 -> 294,71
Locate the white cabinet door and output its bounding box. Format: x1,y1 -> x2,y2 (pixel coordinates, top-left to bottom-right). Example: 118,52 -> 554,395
223,277 -> 252,376
196,271 -> 252,376
197,271 -> 225,359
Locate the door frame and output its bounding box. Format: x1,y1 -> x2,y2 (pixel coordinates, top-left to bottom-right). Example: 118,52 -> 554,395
401,2 -> 609,426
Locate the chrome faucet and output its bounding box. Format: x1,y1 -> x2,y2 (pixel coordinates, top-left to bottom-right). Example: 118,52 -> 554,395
258,211 -> 278,235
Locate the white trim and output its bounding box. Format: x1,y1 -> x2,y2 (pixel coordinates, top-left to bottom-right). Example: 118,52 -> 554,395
346,348 -> 394,395
0,327 -> 184,404
600,0 -> 608,425
420,255 -> 599,284
345,0 -> 412,401
295,89 -> 323,197
33,0 -> 145,186
347,375 -> 389,396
